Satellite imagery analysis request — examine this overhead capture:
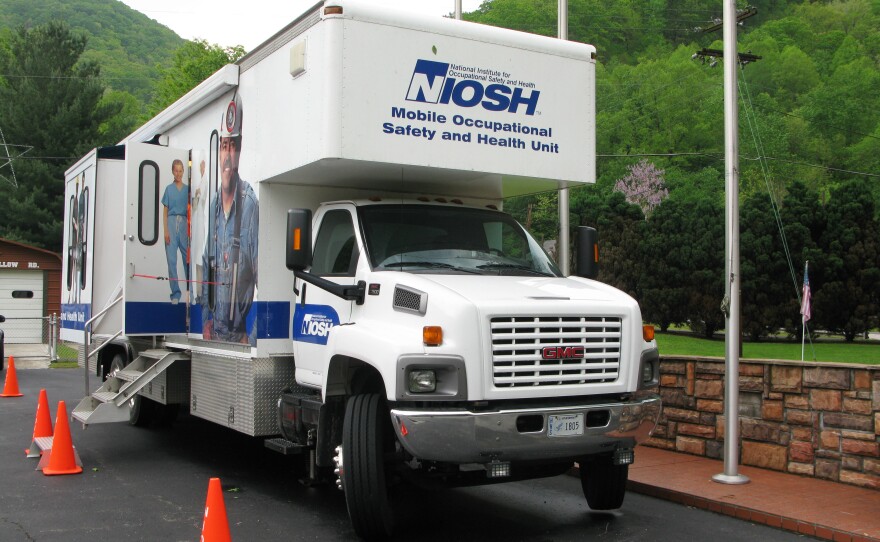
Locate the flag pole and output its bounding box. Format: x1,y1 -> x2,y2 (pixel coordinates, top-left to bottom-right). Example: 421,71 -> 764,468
801,317 -> 805,362
712,0 -> 749,486
800,260 -> 809,362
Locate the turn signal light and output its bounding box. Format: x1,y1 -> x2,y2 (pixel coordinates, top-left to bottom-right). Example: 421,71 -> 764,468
292,228 -> 301,250
643,325 -> 655,342
423,326 -> 443,346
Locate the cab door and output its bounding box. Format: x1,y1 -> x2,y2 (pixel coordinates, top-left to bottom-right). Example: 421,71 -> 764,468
123,143 -> 191,335
292,205 -> 361,387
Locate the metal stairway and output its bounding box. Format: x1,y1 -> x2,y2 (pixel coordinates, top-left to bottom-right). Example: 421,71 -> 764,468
72,349 -> 190,425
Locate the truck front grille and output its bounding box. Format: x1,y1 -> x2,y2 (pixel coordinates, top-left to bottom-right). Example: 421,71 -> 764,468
490,316 -> 621,388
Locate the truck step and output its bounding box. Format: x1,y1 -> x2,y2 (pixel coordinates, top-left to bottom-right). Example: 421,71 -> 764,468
264,438 -> 309,455
26,436 -> 54,459
141,349 -> 171,360
115,367 -> 144,382
72,395 -> 131,425
73,349 -> 190,426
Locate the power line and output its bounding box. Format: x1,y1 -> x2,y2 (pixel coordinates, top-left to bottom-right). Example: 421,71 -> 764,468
738,88 -> 880,143
598,152 -> 714,157
744,156 -> 880,178
597,151 -> 880,179
1,73 -> 149,81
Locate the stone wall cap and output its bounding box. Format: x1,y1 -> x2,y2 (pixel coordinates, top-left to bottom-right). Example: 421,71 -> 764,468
660,355 -> 879,371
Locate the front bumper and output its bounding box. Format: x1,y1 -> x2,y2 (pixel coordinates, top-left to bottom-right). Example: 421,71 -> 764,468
389,394 -> 661,464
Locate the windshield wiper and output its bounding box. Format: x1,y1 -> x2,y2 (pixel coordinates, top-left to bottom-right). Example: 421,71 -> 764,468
476,263 -> 553,276
381,261 -> 480,274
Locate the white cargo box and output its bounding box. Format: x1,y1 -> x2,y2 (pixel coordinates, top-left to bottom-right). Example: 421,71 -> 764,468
132,0 -> 596,198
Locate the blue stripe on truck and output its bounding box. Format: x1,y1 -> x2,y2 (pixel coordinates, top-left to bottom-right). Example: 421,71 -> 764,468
125,301 -> 290,339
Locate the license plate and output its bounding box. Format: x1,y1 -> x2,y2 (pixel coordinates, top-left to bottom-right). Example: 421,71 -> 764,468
547,413 -> 584,437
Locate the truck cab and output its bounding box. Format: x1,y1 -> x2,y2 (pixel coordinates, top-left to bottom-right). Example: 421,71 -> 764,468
283,198 -> 661,538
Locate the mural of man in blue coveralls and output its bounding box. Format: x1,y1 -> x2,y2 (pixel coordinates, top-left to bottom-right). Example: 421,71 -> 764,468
162,158 -> 190,304
201,93 -> 259,345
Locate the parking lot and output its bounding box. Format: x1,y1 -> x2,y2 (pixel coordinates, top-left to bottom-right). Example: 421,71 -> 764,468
0,367 -> 809,541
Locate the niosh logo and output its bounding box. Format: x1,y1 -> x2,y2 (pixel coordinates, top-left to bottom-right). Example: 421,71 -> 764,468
293,304 -> 340,345
301,313 -> 334,338
406,59 -> 540,116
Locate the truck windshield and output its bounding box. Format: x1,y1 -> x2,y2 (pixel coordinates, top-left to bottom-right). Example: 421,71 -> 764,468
359,205 -> 562,277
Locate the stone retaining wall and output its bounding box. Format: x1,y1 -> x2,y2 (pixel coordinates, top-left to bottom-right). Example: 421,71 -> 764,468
647,356 -> 880,490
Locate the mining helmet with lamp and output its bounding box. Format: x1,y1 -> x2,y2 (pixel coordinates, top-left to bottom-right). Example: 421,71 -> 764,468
221,93 -> 243,138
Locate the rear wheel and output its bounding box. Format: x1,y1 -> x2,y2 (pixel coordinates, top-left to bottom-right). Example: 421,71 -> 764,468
341,393 -> 394,540
102,352 -> 127,381
580,455 -> 628,510
128,394 -> 156,427
105,353 -> 155,427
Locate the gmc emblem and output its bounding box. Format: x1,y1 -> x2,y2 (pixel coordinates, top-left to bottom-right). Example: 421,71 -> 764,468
541,346 -> 585,360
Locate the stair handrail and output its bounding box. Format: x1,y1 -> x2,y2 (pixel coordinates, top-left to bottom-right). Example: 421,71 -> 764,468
83,294 -> 123,398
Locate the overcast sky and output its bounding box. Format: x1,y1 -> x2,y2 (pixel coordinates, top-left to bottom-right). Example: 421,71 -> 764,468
119,0 -> 484,51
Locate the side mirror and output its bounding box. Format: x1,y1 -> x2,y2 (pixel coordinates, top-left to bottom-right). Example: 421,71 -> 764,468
576,226 -> 599,279
286,209 -> 313,271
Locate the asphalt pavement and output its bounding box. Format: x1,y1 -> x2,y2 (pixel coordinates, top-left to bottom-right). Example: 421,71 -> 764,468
1,366 -> 817,541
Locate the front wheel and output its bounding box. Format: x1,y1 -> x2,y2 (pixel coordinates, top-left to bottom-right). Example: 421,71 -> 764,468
341,393 -> 394,540
580,456 -> 628,510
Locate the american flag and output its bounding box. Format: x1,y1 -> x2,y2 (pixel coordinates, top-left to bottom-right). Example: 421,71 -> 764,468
800,262 -> 811,323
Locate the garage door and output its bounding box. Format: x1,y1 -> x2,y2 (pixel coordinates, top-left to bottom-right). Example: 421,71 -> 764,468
0,269 -> 44,343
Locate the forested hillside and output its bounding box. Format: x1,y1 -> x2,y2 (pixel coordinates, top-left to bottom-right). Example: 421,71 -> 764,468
0,2 -> 237,254
0,0 -> 182,101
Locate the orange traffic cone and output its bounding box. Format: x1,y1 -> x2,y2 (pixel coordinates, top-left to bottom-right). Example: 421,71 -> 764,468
0,356 -> 23,397
42,401 -> 83,476
26,389 -> 54,456
200,477 -> 232,542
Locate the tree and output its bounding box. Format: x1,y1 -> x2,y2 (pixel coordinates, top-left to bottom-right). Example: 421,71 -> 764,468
812,179 -> 880,341
801,58 -> 880,148
638,198 -> 689,332
640,196 -> 724,337
778,182 -> 824,337
0,21 -> 119,250
573,187 -> 645,299
613,159 -> 668,217
739,190 -> 819,340
148,39 -> 246,117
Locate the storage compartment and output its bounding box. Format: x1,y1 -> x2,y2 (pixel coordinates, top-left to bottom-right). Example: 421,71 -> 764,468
190,352 -> 295,436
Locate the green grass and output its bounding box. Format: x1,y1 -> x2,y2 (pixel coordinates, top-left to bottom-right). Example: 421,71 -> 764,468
50,343 -> 80,368
655,332 -> 880,365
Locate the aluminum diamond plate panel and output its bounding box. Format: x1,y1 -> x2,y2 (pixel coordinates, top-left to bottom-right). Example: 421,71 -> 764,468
191,353 -> 295,436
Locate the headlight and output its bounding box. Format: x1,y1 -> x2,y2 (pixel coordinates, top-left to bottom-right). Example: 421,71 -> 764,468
408,369 -> 436,393
642,362 -> 654,384
396,355 -> 467,401
638,348 -> 660,389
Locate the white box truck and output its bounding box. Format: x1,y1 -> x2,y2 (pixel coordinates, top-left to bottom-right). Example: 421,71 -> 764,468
61,1 -> 661,538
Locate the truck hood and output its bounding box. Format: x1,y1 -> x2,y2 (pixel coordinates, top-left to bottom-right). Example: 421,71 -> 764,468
418,275 -> 630,304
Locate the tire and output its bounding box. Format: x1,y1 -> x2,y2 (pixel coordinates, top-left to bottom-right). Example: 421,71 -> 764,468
341,393 -> 394,540
580,456 -> 628,510
128,394 -> 156,427
102,352 -> 126,382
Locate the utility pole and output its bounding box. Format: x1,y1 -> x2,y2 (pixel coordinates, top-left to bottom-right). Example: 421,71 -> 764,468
558,0 -> 570,275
